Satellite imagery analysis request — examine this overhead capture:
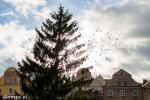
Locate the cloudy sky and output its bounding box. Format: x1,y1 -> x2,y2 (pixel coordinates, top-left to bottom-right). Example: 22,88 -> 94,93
0,0 -> 150,82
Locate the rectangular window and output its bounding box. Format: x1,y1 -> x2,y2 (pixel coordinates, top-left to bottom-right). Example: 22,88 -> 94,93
99,90 -> 103,96
108,90 -> 113,96
133,90 -> 138,96
8,88 -> 13,95
118,81 -> 120,85
120,90 -> 125,96
5,78 -> 9,83
147,91 -> 150,97
124,81 -> 127,85
13,78 -> 18,84
0,89 -> 1,95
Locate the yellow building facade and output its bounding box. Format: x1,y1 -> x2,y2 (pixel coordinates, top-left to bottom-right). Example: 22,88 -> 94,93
0,67 -> 22,99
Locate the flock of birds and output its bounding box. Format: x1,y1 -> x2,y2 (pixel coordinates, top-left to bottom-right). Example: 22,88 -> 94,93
87,30 -> 120,57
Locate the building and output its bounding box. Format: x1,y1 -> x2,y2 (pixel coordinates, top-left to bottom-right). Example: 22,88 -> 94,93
0,67 -> 22,99
75,68 -> 104,100
75,68 -> 105,92
1,67 -> 149,100
75,68 -> 93,81
74,68 -> 93,91
103,69 -> 142,100
85,75 -> 105,94
142,80 -> 150,100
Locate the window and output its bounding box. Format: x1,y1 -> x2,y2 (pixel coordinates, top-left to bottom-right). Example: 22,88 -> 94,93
99,90 -> 103,96
13,78 -> 18,84
5,77 -> 10,83
9,88 -> 13,95
108,90 -> 113,96
14,78 -> 16,83
147,91 -> 150,97
118,81 -> 120,85
124,81 -> 127,85
133,90 -> 138,96
5,77 -> 13,84
0,89 -> 1,95
10,78 -> 12,83
120,90 -> 125,96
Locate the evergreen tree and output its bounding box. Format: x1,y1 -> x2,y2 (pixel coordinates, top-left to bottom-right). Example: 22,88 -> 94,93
18,5 -> 87,100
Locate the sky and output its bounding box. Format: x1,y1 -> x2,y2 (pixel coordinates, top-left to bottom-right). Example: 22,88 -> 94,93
0,0 -> 150,82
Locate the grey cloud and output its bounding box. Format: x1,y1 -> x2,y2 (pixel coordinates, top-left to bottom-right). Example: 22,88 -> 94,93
80,0 -> 150,82
0,58 -> 17,68
105,57 -> 113,62
136,45 -> 150,60
99,1 -> 150,38
130,21 -> 150,38
119,42 -> 150,61
102,1 -> 150,60
0,21 -> 35,74
122,61 -> 150,74
0,44 -> 5,49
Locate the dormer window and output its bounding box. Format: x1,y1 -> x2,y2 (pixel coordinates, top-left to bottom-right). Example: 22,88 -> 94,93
81,70 -> 85,75
120,72 -> 123,75
124,81 -> 127,86
118,81 -> 121,85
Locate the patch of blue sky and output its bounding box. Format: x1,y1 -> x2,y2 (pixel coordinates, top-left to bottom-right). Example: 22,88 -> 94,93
19,0 -> 92,29
0,0 -> 123,32
0,16 -> 13,24
89,0 -> 124,9
0,58 -> 17,75
0,1 -> 10,13
101,0 -> 126,7
0,0 -> 97,29
46,0 -> 92,16
0,1 -> 16,24
0,43 -> 5,49
16,13 -> 40,30
0,68 -> 4,76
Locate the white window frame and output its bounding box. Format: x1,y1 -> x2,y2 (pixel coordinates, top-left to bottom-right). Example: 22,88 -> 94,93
133,90 -> 138,96
147,91 -> 150,97
120,90 -> 125,96
108,90 -> 113,96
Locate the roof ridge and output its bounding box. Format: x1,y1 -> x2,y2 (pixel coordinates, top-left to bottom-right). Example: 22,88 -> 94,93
113,69 -> 131,76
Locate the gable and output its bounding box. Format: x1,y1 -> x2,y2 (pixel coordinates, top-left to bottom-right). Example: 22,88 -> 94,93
113,69 -> 131,76
142,81 -> 150,88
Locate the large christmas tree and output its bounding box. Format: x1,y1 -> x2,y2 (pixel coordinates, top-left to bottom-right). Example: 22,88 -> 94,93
18,5 -> 87,100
